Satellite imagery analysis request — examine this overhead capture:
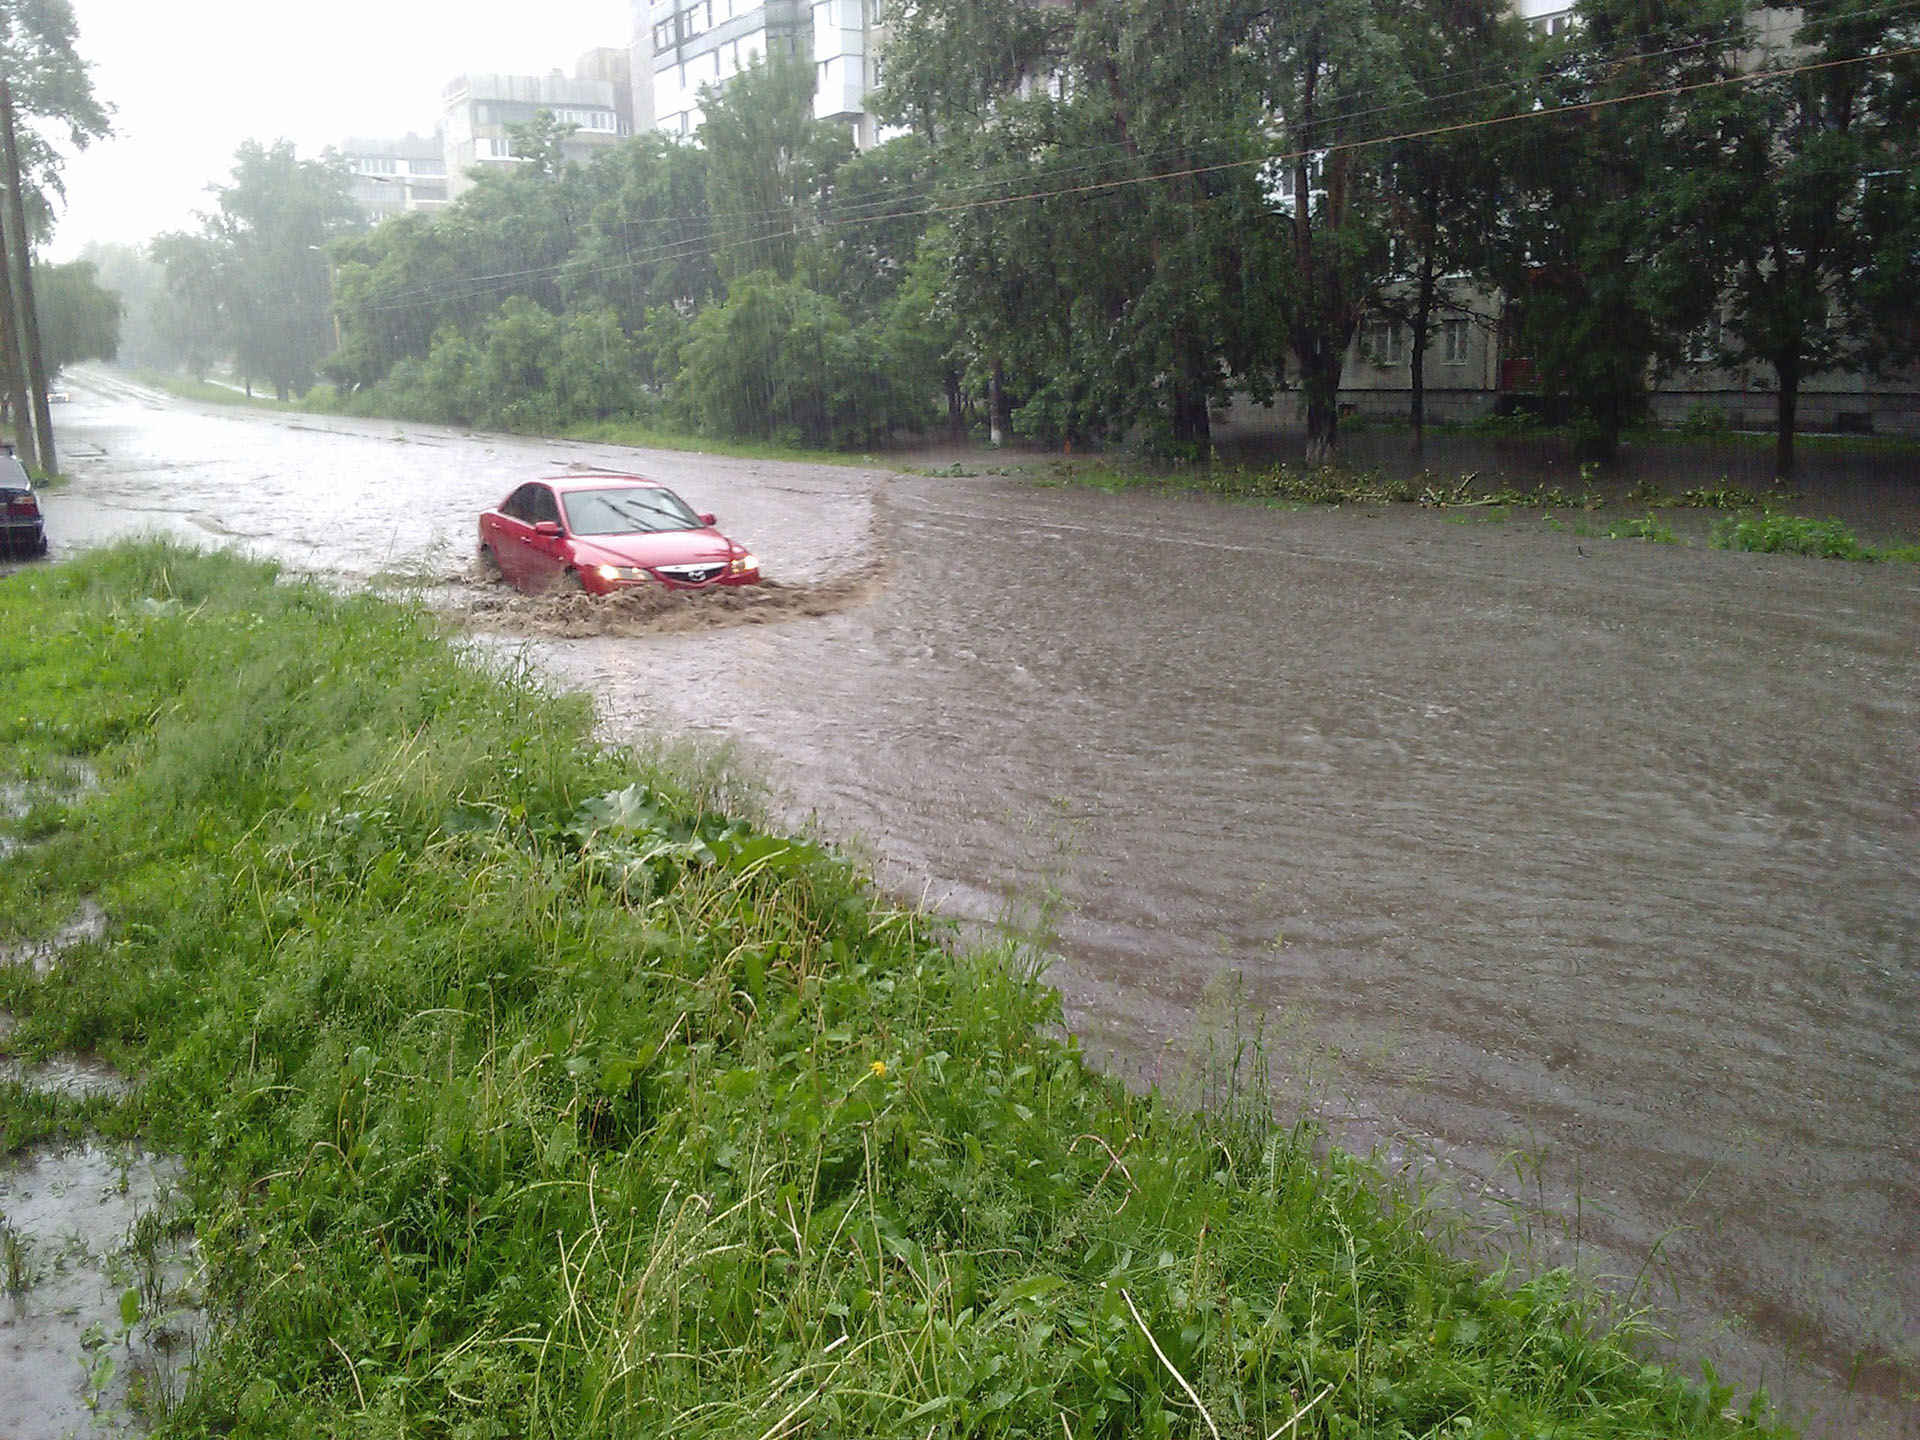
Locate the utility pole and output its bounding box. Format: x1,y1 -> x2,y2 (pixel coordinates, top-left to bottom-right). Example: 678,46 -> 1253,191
0,77 -> 54,475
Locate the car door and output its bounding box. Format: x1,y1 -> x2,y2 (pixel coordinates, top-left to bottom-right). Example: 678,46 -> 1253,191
485,484 -> 543,585
519,485 -> 569,588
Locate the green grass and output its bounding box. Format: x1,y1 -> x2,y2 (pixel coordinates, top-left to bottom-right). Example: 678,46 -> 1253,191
561,417 -> 886,468
1605,514 -> 1681,544
1708,512 -> 1920,563
0,545 -> 1791,1439
128,368 -> 897,469
1037,458 -> 1613,511
134,370 -> 317,412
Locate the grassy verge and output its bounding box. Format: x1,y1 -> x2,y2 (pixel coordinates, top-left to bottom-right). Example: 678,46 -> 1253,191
128,369 -> 895,469
1029,457 -> 1788,514
134,371 -> 312,412
0,546 -> 1788,1438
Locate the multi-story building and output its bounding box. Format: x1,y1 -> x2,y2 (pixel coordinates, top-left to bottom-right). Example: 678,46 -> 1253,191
441,55 -> 632,200
632,0 -> 888,146
339,133 -> 450,222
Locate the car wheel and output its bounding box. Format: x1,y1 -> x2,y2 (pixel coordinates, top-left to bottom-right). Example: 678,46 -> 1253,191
478,544 -> 502,581
562,568 -> 588,594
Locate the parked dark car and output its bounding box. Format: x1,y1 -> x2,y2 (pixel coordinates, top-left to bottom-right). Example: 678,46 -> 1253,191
478,472 -> 761,595
0,456 -> 45,556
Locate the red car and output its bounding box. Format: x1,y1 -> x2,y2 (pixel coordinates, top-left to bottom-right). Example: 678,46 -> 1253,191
478,472 -> 760,596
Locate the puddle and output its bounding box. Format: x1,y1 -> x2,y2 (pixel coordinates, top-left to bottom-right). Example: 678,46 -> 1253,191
0,1142 -> 202,1436
0,1054 -> 131,1102
0,762 -> 100,862
2,902 -> 108,976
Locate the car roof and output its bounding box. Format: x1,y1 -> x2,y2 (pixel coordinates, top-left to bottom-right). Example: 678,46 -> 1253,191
540,471 -> 665,494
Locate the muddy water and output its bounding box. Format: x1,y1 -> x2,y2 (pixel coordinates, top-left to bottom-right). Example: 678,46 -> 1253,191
536,481 -> 1920,1438
0,1144 -> 196,1436
29,369 -> 1920,1436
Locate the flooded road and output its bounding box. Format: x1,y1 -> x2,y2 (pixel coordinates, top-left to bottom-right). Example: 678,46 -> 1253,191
24,370 -> 1920,1437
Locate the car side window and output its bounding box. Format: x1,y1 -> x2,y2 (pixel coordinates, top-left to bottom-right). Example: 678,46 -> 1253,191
528,486 -> 561,527
500,484 -> 539,522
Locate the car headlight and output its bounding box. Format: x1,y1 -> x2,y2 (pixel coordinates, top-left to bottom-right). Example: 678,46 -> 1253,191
730,553 -> 759,574
596,564 -> 622,582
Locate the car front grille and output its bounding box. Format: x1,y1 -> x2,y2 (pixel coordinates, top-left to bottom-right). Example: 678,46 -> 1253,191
655,563 -> 727,585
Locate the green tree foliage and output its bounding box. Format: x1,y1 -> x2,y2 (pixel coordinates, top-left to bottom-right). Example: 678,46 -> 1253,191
1371,0 -> 1530,440
147,231 -> 225,382
880,0 -> 1293,457
267,0 -> 1920,461
150,141 -> 361,399
562,134 -> 717,333
698,54 -> 849,282
676,270 -> 916,447
78,241 -> 166,369
1497,0 -> 1748,458
0,0 -> 111,235
34,256 -> 118,371
1704,0 -> 1920,473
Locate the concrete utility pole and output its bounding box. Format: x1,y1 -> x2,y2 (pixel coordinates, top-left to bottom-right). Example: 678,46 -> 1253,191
0,77 -> 55,475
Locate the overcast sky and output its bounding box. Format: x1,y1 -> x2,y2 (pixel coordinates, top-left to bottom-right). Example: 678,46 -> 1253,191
46,0 -> 634,260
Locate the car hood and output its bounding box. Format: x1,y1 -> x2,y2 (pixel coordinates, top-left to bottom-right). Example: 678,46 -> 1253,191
570,528 -> 734,569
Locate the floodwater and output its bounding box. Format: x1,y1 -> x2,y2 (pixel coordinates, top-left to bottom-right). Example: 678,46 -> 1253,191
0,1144 -> 198,1436
19,369 -> 1920,1436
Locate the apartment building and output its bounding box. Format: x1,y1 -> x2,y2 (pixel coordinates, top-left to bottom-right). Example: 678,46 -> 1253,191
339,133 -> 450,223
632,0 -> 888,146
441,55 -> 632,200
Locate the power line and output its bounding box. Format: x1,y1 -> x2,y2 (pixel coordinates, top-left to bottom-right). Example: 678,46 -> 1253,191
356,32 -> 1920,317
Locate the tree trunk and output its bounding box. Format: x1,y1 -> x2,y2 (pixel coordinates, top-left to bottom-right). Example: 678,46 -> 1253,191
0,79 -> 53,475
1773,355 -> 1799,478
1410,235 -> 1438,450
989,363 -> 1009,447
1299,339 -> 1342,467
945,371 -> 963,441
1171,371 -> 1211,453
0,224 -> 36,473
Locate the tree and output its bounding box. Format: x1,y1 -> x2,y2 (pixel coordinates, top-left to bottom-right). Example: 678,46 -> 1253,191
698,54 -> 847,283
562,134 -> 716,334
35,257 -> 118,370
504,109 -> 577,179
882,0 -> 1290,457
153,141 -> 362,399
1372,0 -> 1528,445
0,0 -> 111,235
147,231 -> 225,381
79,242 -> 167,368
1496,0 -> 1746,458
1706,0 -> 1920,474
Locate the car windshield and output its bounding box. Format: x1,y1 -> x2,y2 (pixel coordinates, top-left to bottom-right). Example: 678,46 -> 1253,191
562,486 -> 702,536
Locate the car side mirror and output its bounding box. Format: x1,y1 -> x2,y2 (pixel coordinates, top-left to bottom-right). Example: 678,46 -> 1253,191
534,521 -> 562,536
699,512 -> 717,527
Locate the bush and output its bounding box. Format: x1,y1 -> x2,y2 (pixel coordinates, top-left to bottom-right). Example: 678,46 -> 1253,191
677,272 -> 920,448
1678,403 -> 1731,437
1710,513 -> 1867,559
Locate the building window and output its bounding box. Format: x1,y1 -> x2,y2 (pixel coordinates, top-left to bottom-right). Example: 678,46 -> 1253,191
355,157 -> 397,175
1686,311 -> 1723,363
654,19 -> 675,50
1443,319 -> 1470,366
1365,322 -> 1406,366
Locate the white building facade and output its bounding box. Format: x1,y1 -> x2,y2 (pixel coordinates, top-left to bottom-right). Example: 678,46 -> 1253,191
632,0 -> 889,145
442,59 -> 631,199
339,133 -> 449,222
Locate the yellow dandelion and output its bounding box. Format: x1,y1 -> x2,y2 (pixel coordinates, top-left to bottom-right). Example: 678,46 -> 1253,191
870,1060 -> 887,1078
